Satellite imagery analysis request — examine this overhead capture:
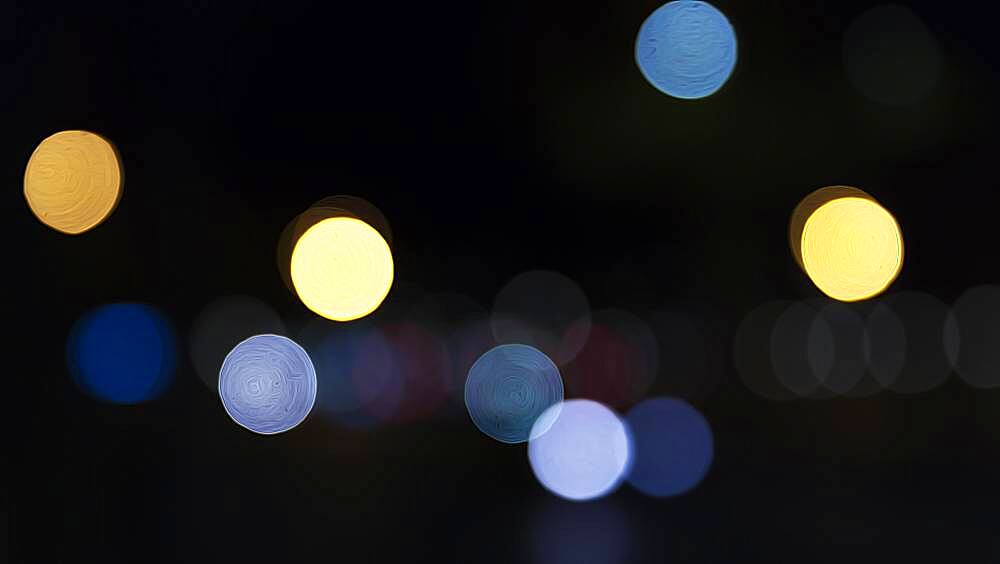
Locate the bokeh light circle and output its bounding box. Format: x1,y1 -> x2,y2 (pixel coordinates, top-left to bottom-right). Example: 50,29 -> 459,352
866,292 -> 955,394
218,334 -> 318,435
528,399 -> 632,501
381,322 -> 452,423
24,130 -> 123,234
299,319 -> 404,429
789,186 -> 876,271
465,344 -> 564,444
277,195 -> 393,296
801,197 -> 903,302
949,285 -> 1000,389
810,301 -> 867,395
67,303 -> 176,404
290,216 -> 394,321
733,300 -> 796,401
625,397 -> 713,497
635,0 -> 738,99
770,301 -> 829,397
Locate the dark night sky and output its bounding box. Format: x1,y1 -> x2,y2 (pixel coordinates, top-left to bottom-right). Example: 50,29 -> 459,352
13,1 -> 1000,562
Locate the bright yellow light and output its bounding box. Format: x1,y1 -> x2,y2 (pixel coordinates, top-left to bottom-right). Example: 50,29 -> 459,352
789,185 -> 874,271
801,197 -> 903,302
290,217 -> 394,321
23,130 -> 122,235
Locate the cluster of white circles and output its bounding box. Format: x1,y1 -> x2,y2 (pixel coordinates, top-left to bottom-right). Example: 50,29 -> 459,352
735,286 -> 1000,400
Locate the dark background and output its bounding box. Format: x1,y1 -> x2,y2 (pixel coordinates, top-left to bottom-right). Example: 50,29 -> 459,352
12,0 -> 1000,561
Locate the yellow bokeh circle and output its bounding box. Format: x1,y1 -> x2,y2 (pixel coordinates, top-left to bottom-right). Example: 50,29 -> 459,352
290,216 -> 394,321
23,130 -> 123,235
801,197 -> 903,302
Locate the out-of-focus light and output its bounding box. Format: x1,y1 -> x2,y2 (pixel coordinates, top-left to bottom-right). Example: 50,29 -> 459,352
218,334 -> 317,435
465,344 -> 564,444
277,195 -> 393,295
24,130 -> 123,234
528,399 -> 632,501
492,270 -> 591,365
733,300 -> 796,401
810,302 -> 867,395
949,285 -> 1000,389
789,186 -> 876,271
866,292 -> 956,394
625,397 -> 713,497
189,295 -> 285,390
380,322 -> 452,423
843,4 -> 941,106
67,303 -> 175,404
303,321 -> 405,428
565,309 -> 658,408
350,326 -> 406,424
290,216 -> 394,321
771,301 -> 829,397
635,0 -> 737,100
298,319 -> 379,426
800,196 -> 904,302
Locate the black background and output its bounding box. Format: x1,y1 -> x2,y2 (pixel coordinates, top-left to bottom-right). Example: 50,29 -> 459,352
12,0 -> 1000,561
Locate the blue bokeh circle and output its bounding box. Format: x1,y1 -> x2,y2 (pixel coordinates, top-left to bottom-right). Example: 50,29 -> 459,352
465,344 -> 564,444
635,0 -> 738,99
67,302 -> 176,405
218,334 -> 318,435
625,397 -> 713,497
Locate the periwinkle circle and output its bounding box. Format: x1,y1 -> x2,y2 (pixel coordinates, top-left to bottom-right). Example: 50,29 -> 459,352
625,397 -> 713,497
218,334 -> 318,435
465,344 -> 564,444
635,0 -> 738,99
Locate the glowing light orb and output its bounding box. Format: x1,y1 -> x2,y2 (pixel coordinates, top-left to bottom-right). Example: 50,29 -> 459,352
465,344 -> 564,444
635,0 -> 738,100
800,197 -> 903,302
277,195 -> 393,296
24,130 -> 122,234
789,185 -> 876,271
528,399 -> 632,501
67,303 -> 175,404
218,334 -> 317,435
290,216 -> 394,321
625,397 -> 713,497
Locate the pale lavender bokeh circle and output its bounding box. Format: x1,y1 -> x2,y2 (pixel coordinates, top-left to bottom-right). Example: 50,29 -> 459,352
528,399 -> 632,501
218,334 -> 317,435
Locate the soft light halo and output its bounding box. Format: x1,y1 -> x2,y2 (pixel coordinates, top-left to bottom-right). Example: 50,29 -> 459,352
290,216 -> 394,321
24,130 -> 123,234
800,197 -> 903,302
